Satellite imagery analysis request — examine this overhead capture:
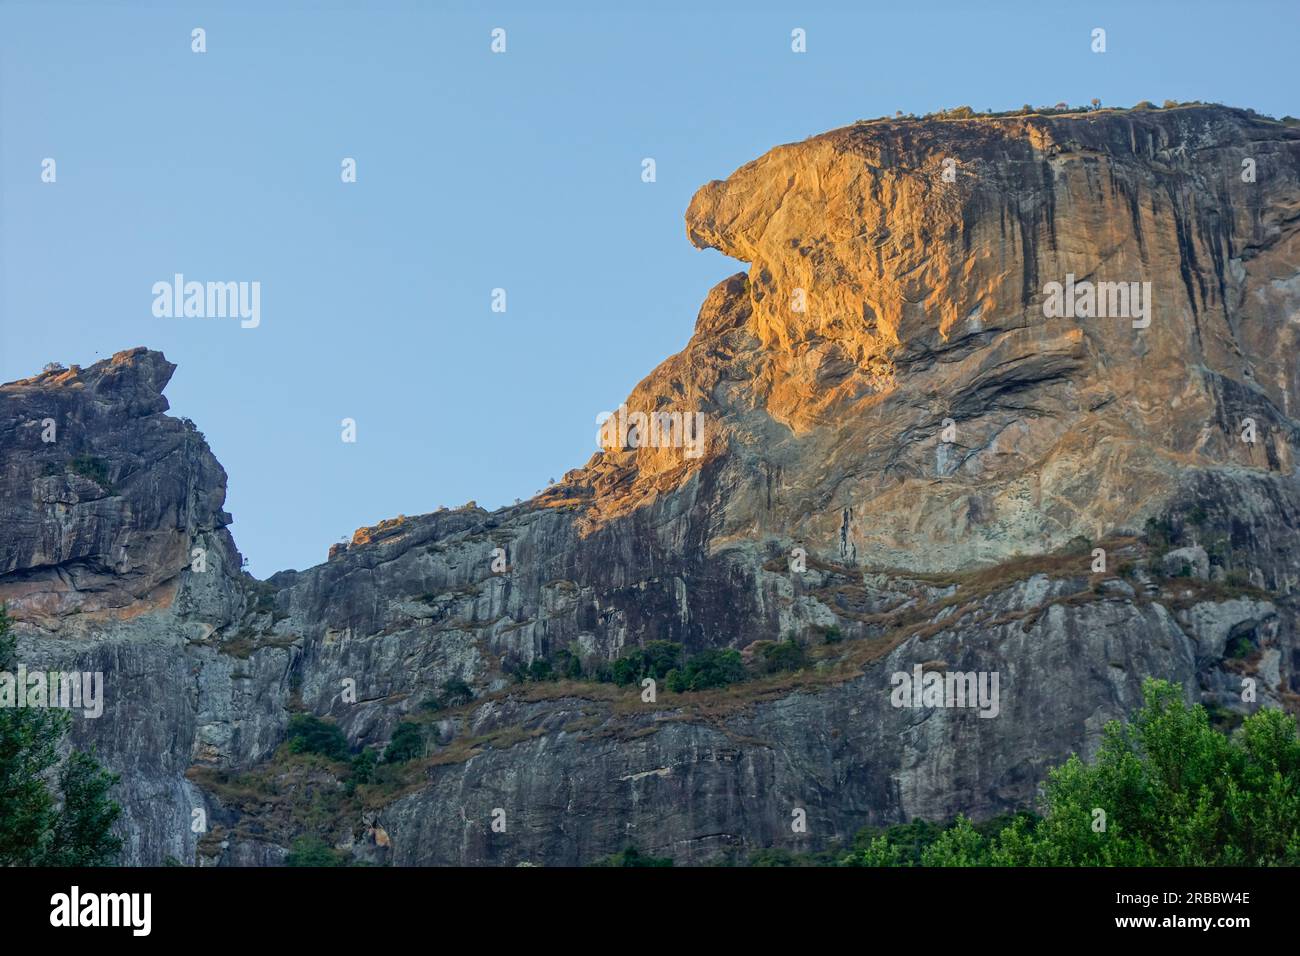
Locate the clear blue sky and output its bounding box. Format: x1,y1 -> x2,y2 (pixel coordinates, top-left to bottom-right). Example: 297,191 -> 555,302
3,0 -> 1296,576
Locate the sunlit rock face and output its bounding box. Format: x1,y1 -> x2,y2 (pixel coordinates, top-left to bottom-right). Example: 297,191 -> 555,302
673,106 -> 1300,571
3,105 -> 1299,865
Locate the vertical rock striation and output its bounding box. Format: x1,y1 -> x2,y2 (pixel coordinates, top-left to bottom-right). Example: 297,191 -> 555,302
3,105 -> 1299,864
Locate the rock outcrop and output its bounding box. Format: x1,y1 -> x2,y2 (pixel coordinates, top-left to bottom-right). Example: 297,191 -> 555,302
3,104 -> 1299,865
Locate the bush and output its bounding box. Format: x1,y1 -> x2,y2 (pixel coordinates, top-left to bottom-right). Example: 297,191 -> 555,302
845,819 -> 946,866
746,848 -> 801,866
1065,535 -> 1092,555
350,747 -> 379,783
553,647 -> 584,680
286,714 -> 350,761
677,648 -> 746,691
759,637 -> 807,674
285,835 -> 346,867
382,721 -> 425,764
1144,515 -> 1176,550
611,656 -> 639,686
822,625 -> 844,645
69,455 -> 112,490
527,658 -> 554,682
1225,569 -> 1253,589
590,844 -> 673,867
440,678 -> 473,707
611,641 -> 684,686
919,816 -> 988,865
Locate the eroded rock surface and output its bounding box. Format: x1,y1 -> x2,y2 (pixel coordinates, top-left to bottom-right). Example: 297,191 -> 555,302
3,105 -> 1299,865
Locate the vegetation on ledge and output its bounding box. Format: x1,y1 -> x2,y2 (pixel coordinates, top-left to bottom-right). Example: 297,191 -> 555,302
734,680 -> 1300,867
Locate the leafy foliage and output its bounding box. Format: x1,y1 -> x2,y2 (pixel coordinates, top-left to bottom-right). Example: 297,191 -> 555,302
0,606 -> 122,865
285,834 -> 346,866
527,658 -> 554,682
840,680 -> 1300,866
590,844 -> 673,867
756,637 -> 807,674
553,647 -> 584,680
665,648 -> 746,692
424,677 -> 474,710
349,747 -> 378,784
611,641 -> 684,686
382,721 -> 425,764
69,455 -> 113,491
285,713 -> 350,761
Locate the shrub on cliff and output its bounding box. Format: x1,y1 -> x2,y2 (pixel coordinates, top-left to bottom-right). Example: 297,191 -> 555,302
442,677 -> 474,706
527,658 -> 554,682
285,835 -> 346,866
382,721 -> 425,764
666,648 -> 746,692
286,713 -> 350,761
611,640 -> 684,686
756,637 -> 807,674
350,747 -> 378,784
553,646 -> 584,680
590,844 -> 673,867
422,677 -> 474,710
69,454 -> 113,491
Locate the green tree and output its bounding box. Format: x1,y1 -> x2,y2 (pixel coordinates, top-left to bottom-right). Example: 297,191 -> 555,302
350,747 -> 379,784
844,818 -> 945,866
1001,680 -> 1300,866
0,606 -> 122,866
285,713 -> 350,761
611,641 -> 684,686
679,648 -> 746,690
840,679 -> 1300,867
758,637 -> 807,674
382,721 -> 425,764
44,751 -> 123,866
553,647 -> 584,680
919,816 -> 987,866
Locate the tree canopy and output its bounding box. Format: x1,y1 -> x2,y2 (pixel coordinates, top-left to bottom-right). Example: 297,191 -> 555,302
0,606 -> 122,866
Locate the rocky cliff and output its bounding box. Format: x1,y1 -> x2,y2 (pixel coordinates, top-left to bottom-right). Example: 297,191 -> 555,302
3,104 -> 1299,865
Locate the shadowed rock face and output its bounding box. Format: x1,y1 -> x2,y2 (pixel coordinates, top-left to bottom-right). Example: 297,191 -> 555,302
3,105 -> 1299,866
